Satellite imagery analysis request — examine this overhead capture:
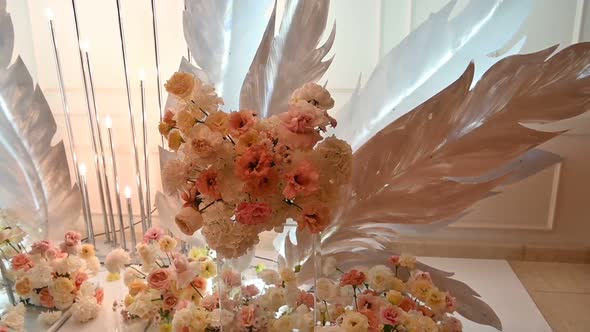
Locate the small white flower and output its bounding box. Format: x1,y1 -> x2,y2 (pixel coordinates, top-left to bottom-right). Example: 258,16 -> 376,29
25,259 -> 53,288
38,311 -> 62,326
71,296 -> 101,322
104,248 -> 131,274
2,303 -> 25,331
291,82 -> 335,110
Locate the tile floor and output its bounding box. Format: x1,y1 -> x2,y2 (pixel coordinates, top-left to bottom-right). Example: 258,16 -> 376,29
510,261 -> 590,332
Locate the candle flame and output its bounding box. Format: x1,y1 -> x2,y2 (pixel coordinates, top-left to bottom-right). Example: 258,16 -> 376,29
79,163 -> 87,176
45,8 -> 54,20
124,186 -> 132,199
80,39 -> 90,52
105,116 -> 113,129
139,68 -> 146,81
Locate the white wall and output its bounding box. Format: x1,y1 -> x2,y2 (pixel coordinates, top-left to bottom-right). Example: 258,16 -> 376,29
9,0 -> 590,248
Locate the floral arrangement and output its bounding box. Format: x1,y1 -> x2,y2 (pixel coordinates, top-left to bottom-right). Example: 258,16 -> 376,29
312,255 -> 463,332
106,227 -> 217,329
159,72 -> 352,258
7,230 -> 103,324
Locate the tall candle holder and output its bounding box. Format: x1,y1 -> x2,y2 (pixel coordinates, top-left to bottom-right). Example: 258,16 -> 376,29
125,186 -> 137,253
149,0 -> 165,146
105,116 -> 127,250
46,8 -> 91,232
139,70 -> 151,230
115,0 -> 147,233
85,50 -> 118,247
79,163 -> 95,245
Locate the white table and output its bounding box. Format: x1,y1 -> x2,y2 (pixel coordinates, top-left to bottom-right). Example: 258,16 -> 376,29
42,257 -> 550,331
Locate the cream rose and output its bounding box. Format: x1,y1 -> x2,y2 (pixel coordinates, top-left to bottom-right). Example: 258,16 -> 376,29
165,72 -> 195,99
367,265 -> 395,293
340,311 -> 369,332
175,206 -> 203,236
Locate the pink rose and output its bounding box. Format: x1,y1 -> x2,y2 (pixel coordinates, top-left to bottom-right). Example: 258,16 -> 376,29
221,269 -> 241,288
147,268 -> 172,291
39,288 -> 54,308
441,316 -> 463,332
175,300 -> 190,310
11,253 -> 33,271
45,247 -> 58,260
195,168 -> 222,200
191,277 -> 207,292
412,271 -> 432,283
162,293 -> 178,310
235,202 -> 272,225
388,255 -> 400,266
380,304 -> 402,325
282,160 -> 319,199
74,272 -> 88,289
201,293 -> 219,311
339,269 -> 366,287
297,203 -> 331,234
65,231 -> 81,246
239,305 -> 256,327
30,240 -> 52,255
297,291 -> 315,308
360,308 -> 380,332
143,227 -> 165,243
229,110 -> 257,137
241,284 -> 260,298
445,293 -> 457,313
279,102 -> 324,133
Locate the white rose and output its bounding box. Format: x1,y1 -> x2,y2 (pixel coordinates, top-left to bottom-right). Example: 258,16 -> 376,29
127,290 -> 157,318
79,281 -> 96,297
71,296 -> 100,323
38,310 -> 62,326
316,278 -> 337,301
25,260 -> 53,288
367,265 -> 395,293
259,269 -> 280,285
172,308 -> 193,329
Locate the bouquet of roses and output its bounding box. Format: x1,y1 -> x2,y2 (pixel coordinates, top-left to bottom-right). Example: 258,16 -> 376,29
313,255 -> 463,332
159,72 -> 352,258
8,230 -> 103,324
106,227 -> 217,327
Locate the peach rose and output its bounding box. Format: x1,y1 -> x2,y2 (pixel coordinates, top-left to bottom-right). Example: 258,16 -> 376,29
235,202 -> 272,226
129,279 -> 148,296
282,160 -> 319,199
175,207 -> 203,236
39,288 -> 54,308
15,277 -> 32,296
147,268 -> 172,291
297,203 -> 331,234
380,304 -> 402,325
359,308 -> 380,332
165,72 -> 195,99
74,272 -> 88,289
340,269 -> 366,287
196,168 -> 221,200
239,305 -> 256,327
235,144 -> 274,181
229,110 -> 257,137
205,111 -> 230,135
11,253 -> 33,271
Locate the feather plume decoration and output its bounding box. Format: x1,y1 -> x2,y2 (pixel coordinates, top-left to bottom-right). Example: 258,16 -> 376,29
240,0 -> 335,117
183,0 -> 273,111
0,1 -> 81,240
332,0 -> 532,150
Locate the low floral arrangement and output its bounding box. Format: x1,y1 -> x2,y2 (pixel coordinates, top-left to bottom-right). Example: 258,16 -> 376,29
312,255 -> 463,332
6,230 -> 103,325
105,227 -> 217,329
159,72 -> 352,258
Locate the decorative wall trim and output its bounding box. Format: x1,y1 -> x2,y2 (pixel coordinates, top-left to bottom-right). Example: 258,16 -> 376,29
572,0 -> 587,43
450,162 -> 562,231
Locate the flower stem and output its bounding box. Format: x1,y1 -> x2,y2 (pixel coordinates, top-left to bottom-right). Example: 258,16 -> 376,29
353,285 -> 358,311
190,282 -> 204,299
126,264 -> 147,278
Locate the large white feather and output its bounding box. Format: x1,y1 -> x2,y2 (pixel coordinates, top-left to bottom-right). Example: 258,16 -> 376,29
183,0 -> 273,111
0,2 -> 81,240
333,0 -> 533,150
240,0 -> 335,118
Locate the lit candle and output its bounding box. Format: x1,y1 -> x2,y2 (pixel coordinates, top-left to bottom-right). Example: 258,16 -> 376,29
106,116 -> 127,250
79,163 -> 95,245
139,68 -> 151,230
125,186 -> 137,252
